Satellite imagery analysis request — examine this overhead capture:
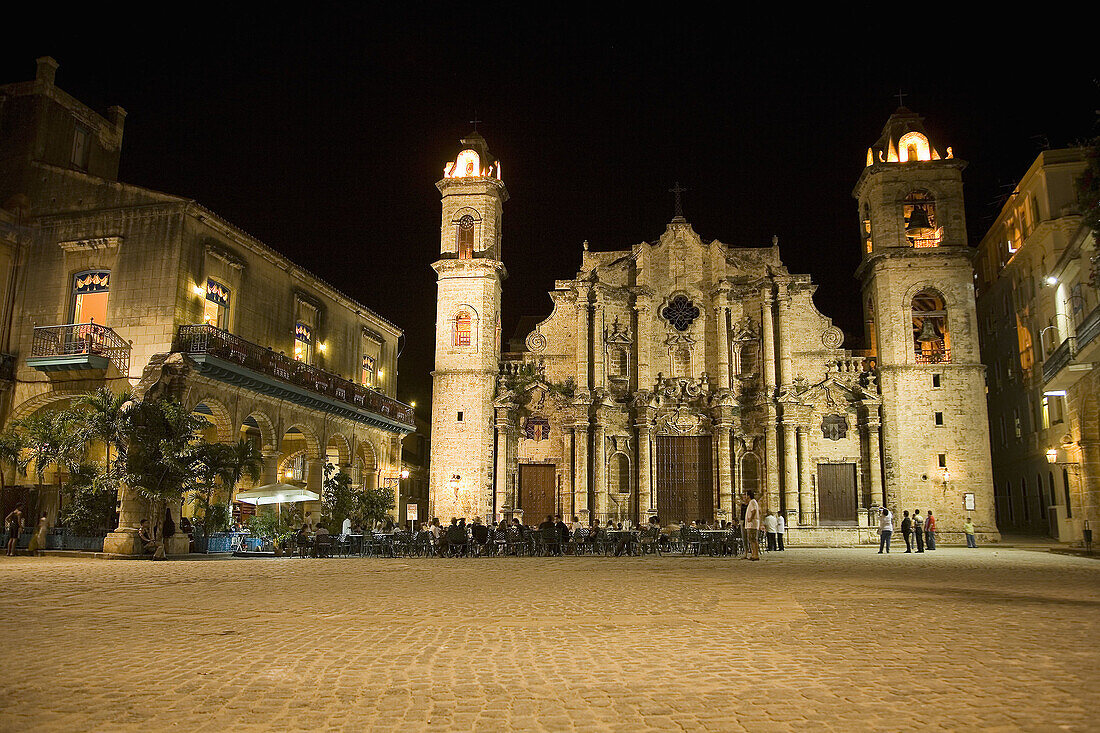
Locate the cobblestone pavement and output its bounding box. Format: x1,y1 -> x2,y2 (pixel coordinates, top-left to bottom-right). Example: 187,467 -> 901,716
0,547 -> 1097,732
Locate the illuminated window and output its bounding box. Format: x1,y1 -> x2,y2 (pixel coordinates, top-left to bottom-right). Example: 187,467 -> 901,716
72,270 -> 110,325
71,126 -> 90,169
912,289 -> 950,363
294,322 -> 313,363
672,346 -> 691,377
457,215 -> 474,259
903,190 -> 941,248
361,355 -> 375,387
454,310 -> 471,347
203,279 -> 230,330
897,132 -> 931,162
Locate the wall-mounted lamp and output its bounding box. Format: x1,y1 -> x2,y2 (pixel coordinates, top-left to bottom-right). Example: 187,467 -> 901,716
1045,275 -> 1058,286
192,282 -> 205,297
1046,447 -> 1059,464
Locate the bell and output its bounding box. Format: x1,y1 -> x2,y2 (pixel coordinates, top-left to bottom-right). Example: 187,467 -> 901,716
906,206 -> 935,240
915,318 -> 938,342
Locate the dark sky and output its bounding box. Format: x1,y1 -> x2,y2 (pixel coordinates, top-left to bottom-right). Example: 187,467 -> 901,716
3,10 -> 1096,412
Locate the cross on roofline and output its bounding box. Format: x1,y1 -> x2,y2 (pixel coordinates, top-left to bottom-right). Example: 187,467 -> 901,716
669,181 -> 687,218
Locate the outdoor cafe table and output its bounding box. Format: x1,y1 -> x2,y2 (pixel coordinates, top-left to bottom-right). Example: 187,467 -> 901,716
604,530 -> 639,555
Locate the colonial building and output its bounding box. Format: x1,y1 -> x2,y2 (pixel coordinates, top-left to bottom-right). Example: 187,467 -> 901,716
0,58 -> 415,553
430,109 -> 999,543
975,147 -> 1095,541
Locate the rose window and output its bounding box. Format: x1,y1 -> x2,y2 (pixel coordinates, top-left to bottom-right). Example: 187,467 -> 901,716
662,295 -> 700,332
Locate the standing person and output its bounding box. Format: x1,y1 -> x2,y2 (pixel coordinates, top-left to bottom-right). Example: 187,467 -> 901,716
913,510 -> 925,553
26,512 -> 48,555
775,512 -> 786,551
925,510 -> 937,550
878,507 -> 893,554
5,506 -> 24,556
763,511 -> 778,552
963,517 -> 977,548
901,510 -> 912,553
743,491 -> 761,561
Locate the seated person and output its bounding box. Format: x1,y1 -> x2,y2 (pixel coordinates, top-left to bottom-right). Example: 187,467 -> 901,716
538,515 -> 555,531
138,519 -> 158,555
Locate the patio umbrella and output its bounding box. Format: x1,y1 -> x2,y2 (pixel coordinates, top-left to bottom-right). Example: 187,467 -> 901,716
235,483 -> 319,505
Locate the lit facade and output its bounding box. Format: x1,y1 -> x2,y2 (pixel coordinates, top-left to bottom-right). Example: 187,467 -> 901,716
430,109 -> 998,543
975,148 -> 1094,540
0,58 -> 414,553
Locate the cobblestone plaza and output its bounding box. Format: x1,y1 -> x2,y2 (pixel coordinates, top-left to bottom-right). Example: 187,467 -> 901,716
1,548 -> 1097,731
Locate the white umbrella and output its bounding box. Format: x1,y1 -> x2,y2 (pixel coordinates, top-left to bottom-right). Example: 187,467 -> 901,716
235,483 -> 319,505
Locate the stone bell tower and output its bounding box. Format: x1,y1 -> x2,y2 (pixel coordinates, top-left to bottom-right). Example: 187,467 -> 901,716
429,131 -> 508,521
854,107 -> 997,538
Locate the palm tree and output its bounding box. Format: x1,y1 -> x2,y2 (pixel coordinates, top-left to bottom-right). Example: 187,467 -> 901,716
214,438 -> 264,501
15,409 -> 85,519
0,429 -> 29,494
73,387 -> 132,476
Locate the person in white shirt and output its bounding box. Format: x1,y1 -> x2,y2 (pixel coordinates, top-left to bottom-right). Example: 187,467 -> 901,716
341,517 -> 352,536
742,491 -> 762,561
763,512 -> 778,551
877,507 -> 893,554
775,512 -> 786,551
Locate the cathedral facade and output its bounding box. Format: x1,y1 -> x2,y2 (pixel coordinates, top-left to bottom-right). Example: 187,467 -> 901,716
429,110 -> 999,543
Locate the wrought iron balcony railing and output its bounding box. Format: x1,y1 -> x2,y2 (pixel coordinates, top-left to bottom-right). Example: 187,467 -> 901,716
173,324 -> 414,429
31,322 -> 131,374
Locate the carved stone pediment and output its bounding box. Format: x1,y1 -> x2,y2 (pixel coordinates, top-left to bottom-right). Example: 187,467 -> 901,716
656,409 -> 709,436
604,316 -> 632,344
730,315 -> 757,341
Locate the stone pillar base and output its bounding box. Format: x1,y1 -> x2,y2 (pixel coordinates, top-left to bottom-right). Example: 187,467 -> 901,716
165,534 -> 190,556
102,529 -> 140,556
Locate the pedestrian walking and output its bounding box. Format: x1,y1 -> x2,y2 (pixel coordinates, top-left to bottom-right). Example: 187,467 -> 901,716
901,510 -> 912,553
743,491 -> 761,561
5,506 -> 23,556
913,510 -> 925,553
925,510 -> 937,550
26,512 -> 48,554
764,511 -> 778,551
963,517 -> 977,548
878,507 -> 893,553
775,512 -> 786,551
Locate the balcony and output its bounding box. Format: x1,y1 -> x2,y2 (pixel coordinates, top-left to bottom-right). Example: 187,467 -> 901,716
173,324 -> 414,433
1043,303 -> 1100,391
28,323 -> 131,377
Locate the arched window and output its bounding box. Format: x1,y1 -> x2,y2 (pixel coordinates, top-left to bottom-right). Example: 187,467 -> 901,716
903,190 -> 941,247
861,201 -> 873,253
453,310 -> 472,347
741,453 -> 759,494
898,132 -> 931,162
1037,473 -> 1046,519
608,453 -> 630,495
672,346 -> 691,377
912,289 -> 950,364
609,347 -> 628,379
457,215 -> 475,259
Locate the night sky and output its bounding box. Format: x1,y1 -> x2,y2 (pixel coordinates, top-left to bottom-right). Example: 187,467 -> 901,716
3,10 -> 1096,413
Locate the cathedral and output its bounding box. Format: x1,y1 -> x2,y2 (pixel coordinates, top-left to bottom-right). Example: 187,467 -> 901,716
429,108 -> 999,544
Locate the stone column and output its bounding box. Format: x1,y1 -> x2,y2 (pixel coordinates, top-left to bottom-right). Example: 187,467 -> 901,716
635,413 -> 653,518
563,426 -> 575,519
797,425 -> 812,524
575,288 -> 590,392
761,287 -> 776,393
102,485 -> 147,555
261,449 -> 280,487
634,297 -> 651,390
593,299 -> 606,390
573,420 -> 589,518
765,407 -> 780,514
715,304 -> 730,390
783,421 -> 798,524
305,459 -> 324,524
866,417 -> 884,510
592,421 -> 606,522
777,281 -> 793,388
495,413 -> 511,521
716,421 -> 733,518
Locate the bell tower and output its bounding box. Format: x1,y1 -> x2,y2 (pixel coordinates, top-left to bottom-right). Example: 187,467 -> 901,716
854,107 -> 997,539
429,131 -> 508,521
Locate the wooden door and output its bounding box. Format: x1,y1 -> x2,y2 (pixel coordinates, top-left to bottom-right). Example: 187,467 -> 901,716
817,463 -> 857,525
519,464 -> 556,523
655,436 -> 713,524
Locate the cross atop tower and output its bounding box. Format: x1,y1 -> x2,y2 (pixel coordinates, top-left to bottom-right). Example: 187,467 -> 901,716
469,113 -> 482,132
894,88 -> 908,108
669,181 -> 687,219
